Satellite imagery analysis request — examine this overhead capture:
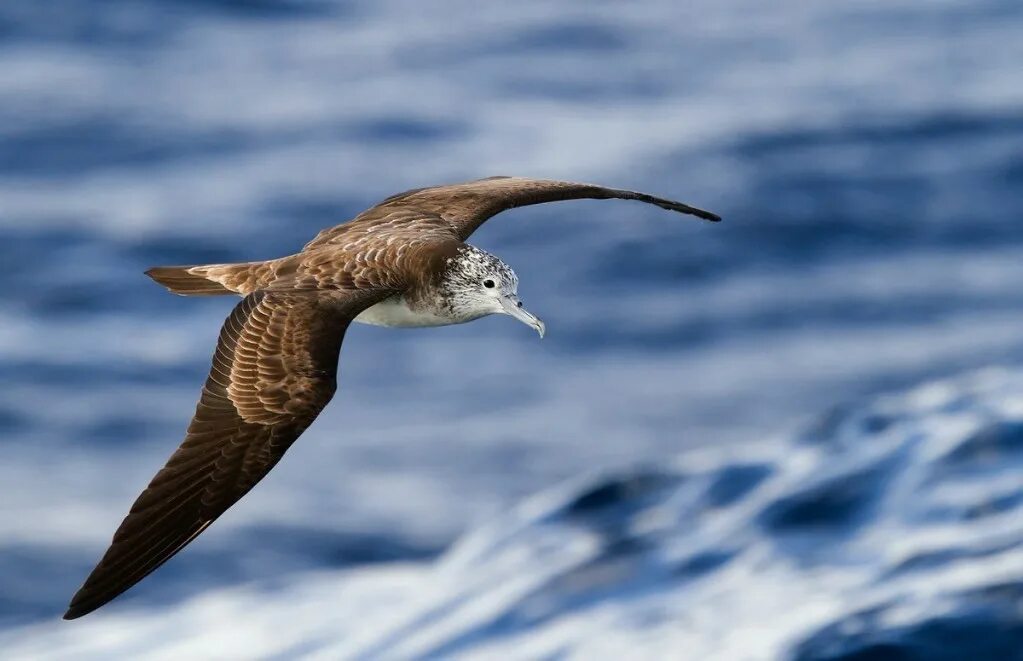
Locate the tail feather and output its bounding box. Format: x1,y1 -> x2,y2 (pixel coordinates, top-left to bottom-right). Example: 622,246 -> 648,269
145,266 -> 232,296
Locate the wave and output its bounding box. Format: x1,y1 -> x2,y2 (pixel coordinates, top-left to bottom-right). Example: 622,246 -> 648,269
6,369 -> 1023,659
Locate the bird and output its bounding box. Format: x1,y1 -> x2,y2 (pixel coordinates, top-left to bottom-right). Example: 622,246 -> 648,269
63,176 -> 719,620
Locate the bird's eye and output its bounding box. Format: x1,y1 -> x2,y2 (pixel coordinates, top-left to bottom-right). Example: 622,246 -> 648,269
483,279 -> 496,289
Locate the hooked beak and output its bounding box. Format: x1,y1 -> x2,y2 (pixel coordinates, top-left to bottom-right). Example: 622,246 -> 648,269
500,296 -> 546,338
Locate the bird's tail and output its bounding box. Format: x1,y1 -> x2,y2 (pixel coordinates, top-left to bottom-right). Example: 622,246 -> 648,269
146,260 -> 281,296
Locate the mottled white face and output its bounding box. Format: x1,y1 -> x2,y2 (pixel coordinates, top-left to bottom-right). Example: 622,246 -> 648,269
441,245 -> 545,337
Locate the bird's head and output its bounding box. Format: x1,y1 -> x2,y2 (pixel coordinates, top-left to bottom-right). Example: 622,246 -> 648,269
439,245 -> 545,337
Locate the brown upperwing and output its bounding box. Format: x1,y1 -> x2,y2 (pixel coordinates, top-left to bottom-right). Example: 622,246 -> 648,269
304,176 -> 720,249
64,288 -> 387,619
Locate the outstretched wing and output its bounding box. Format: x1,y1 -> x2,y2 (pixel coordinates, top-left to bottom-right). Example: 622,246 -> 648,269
64,289 -> 384,619
306,176 -> 720,247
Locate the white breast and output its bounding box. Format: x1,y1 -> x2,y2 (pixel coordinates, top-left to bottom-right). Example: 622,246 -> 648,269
353,295 -> 455,328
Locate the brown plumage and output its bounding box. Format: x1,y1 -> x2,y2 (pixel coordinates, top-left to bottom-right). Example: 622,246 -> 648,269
64,177 -> 719,619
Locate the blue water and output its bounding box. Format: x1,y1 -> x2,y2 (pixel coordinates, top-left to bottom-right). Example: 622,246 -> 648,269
1,0 -> 1022,658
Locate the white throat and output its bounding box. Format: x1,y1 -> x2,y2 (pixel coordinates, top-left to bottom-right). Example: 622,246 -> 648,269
353,295 -> 461,328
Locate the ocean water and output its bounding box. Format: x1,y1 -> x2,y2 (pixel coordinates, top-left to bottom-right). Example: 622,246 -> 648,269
1,0 -> 1022,658
9,369 -> 1023,659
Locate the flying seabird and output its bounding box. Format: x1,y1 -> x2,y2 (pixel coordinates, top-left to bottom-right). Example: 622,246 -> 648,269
63,176 -> 719,619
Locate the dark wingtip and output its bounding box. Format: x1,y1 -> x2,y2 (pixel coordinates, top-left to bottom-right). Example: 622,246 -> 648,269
660,203 -> 721,222
653,197 -> 721,222
687,207 -> 722,222
62,605 -> 86,621
613,189 -> 721,222
63,585 -> 106,620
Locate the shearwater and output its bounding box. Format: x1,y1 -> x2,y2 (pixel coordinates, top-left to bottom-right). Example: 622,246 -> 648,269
63,176 -> 719,619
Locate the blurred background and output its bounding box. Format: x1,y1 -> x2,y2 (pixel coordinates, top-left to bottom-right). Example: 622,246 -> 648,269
1,0 -> 1022,658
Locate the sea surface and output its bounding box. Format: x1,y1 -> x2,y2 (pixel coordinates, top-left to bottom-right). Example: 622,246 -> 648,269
1,0 -> 1022,659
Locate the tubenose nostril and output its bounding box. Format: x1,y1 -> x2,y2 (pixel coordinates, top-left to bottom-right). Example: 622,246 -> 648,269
517,301 -> 523,308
